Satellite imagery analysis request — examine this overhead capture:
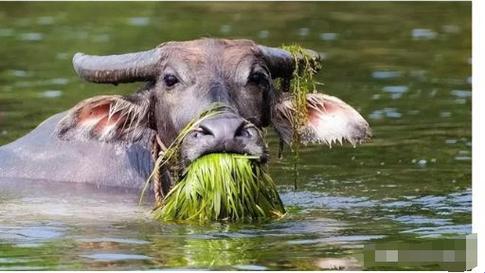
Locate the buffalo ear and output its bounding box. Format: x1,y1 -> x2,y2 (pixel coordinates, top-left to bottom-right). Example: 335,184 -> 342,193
272,93 -> 371,147
56,94 -> 152,142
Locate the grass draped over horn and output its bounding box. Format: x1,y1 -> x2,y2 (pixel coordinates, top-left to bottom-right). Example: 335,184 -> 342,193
153,153 -> 285,222
279,44 -> 322,189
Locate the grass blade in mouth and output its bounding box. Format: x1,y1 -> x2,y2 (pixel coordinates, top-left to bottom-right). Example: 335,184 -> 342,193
153,153 -> 285,222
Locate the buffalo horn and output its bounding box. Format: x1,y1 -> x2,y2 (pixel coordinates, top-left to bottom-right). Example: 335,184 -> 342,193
72,48 -> 161,84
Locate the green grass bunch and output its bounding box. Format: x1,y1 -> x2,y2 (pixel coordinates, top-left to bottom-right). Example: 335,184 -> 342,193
281,44 -> 321,136
153,153 -> 285,222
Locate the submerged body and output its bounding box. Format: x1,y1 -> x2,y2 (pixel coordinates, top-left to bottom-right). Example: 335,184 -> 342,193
0,112 -> 154,189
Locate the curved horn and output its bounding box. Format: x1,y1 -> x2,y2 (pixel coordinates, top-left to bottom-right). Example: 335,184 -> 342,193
72,48 -> 161,84
258,45 -> 321,79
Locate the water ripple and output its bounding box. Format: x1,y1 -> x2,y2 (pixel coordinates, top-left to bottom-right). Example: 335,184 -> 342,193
220,24 -> 232,34
258,30 -> 269,39
281,191 -> 376,210
40,90 -> 62,98
127,17 -> 150,27
401,224 -> 471,238
411,28 -> 437,40
37,16 -> 55,25
319,33 -> 338,41
369,108 -> 402,119
372,71 -> 401,80
81,253 -> 151,261
382,85 -> 408,95
450,90 -> 471,98
19,32 -> 44,42
298,27 -> 310,37
394,215 -> 451,226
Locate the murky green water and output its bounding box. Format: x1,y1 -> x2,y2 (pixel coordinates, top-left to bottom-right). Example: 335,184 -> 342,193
0,2 -> 472,270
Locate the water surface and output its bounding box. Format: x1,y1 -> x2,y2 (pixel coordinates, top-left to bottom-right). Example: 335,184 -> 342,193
0,2 -> 471,270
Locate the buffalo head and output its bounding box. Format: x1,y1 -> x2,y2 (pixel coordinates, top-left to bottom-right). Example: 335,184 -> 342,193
56,38 -> 370,174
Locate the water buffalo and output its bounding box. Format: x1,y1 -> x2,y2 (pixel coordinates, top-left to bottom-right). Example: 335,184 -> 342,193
0,38 -> 370,198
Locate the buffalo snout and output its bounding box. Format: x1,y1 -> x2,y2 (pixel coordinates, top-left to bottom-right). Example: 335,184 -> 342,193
180,111 -> 268,165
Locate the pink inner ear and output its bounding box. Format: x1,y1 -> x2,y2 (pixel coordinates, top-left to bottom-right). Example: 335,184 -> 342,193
308,101 -> 338,123
304,94 -> 370,146
94,113 -> 124,135
77,102 -> 125,136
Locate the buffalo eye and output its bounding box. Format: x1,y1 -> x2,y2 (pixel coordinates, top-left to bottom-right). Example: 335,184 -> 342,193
248,71 -> 268,85
163,74 -> 179,87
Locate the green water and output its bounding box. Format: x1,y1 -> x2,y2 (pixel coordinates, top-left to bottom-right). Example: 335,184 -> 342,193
0,2 -> 472,270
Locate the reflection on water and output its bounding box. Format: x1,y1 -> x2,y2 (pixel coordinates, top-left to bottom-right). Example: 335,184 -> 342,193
0,1 -> 471,270
0,180 -> 472,270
